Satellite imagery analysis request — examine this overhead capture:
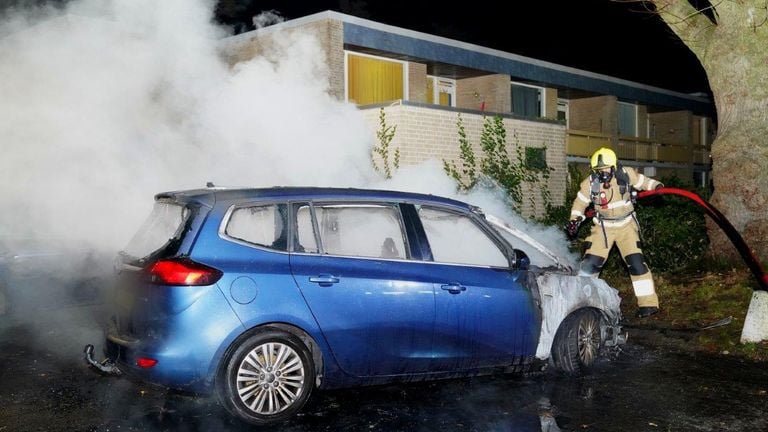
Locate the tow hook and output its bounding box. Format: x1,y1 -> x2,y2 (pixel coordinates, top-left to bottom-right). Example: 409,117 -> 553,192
84,344 -> 122,375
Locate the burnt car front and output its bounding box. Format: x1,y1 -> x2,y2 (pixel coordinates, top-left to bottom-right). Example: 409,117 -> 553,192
485,214 -> 625,374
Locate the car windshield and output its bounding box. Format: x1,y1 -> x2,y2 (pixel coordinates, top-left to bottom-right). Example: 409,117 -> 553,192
123,201 -> 189,260
485,214 -> 568,271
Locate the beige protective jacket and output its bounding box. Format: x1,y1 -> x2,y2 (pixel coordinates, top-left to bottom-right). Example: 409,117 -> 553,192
570,166 -> 663,224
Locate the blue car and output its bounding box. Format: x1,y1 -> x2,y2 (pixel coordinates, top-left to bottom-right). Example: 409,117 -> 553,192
86,187 -> 624,425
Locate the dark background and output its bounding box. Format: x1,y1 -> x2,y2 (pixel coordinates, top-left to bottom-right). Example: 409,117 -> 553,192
215,0 -> 712,96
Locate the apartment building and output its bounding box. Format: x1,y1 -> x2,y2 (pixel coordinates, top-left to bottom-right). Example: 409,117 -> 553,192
222,11 -> 714,214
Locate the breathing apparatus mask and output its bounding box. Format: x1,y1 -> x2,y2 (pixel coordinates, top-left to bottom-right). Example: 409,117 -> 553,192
596,167 -> 614,186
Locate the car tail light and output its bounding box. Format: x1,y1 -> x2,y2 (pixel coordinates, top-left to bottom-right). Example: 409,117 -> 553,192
136,357 -> 158,368
145,258 -> 222,286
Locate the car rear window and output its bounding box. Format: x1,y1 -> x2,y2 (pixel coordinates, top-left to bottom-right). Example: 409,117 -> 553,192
225,204 -> 289,251
123,201 -> 189,259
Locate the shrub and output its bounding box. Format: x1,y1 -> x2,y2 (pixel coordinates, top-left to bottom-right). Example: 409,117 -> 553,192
443,114 -> 551,215
633,175 -> 710,272
372,107 -> 399,179
540,163 -> 588,227
600,175 -> 710,275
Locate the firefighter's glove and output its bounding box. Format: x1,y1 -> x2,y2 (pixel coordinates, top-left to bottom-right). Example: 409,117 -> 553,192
565,217 -> 583,240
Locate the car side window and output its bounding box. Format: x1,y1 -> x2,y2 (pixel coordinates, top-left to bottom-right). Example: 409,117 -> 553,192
225,203 -> 289,251
418,206 -> 508,267
314,204 -> 407,259
295,204 -> 319,253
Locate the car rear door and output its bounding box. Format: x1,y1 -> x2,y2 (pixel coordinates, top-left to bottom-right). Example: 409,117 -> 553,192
407,204 -> 540,371
289,202 -> 436,377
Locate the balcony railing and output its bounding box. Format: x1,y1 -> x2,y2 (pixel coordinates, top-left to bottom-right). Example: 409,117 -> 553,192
566,129 -> 710,165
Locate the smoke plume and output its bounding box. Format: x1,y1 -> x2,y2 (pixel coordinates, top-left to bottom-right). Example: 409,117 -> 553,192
0,0 -> 577,304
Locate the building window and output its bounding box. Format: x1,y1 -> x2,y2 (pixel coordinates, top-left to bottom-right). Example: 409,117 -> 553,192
510,82 -> 543,118
525,147 -> 548,171
693,171 -> 709,189
618,102 -> 637,137
557,99 -> 569,126
346,52 -> 406,105
426,76 -> 456,107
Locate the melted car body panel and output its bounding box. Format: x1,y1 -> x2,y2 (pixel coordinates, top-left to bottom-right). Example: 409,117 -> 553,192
485,214 -> 624,360
534,273 -> 622,359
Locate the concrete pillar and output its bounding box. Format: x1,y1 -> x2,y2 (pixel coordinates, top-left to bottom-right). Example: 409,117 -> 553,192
544,88 -> 558,120
741,290 -> 768,343
408,62 -> 427,103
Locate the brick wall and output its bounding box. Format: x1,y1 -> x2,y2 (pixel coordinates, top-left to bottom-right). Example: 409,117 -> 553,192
544,88 -> 558,120
456,74 -> 511,113
569,95 -> 617,136
362,104 -> 566,217
408,63 -> 427,103
649,110 -> 691,146
221,18 -> 345,100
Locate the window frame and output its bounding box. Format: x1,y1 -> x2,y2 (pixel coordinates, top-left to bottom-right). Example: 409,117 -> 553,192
344,51 -> 409,105
426,75 -> 457,107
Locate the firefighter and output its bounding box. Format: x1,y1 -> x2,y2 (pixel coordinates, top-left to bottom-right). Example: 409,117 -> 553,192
565,147 -> 664,318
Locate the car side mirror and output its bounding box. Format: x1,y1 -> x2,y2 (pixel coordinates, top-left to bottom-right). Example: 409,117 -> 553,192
514,249 -> 530,271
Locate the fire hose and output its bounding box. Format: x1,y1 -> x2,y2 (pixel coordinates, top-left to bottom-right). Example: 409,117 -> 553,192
637,187 -> 768,291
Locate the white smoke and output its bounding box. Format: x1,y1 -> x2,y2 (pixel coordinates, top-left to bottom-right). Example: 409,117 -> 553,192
0,2 -> 582,413
0,0 -> 576,266
0,0 -> 374,253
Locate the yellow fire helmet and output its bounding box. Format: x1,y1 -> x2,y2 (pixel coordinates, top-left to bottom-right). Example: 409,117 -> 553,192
590,147 -> 617,171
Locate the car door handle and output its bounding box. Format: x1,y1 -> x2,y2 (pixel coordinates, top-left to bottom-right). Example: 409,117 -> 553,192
309,275 -> 340,286
440,283 -> 466,294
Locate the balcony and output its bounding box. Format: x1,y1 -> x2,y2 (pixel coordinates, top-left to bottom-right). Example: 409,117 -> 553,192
566,129 -> 710,166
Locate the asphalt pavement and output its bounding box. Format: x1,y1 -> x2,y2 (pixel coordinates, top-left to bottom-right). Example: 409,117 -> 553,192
1,298 -> 767,432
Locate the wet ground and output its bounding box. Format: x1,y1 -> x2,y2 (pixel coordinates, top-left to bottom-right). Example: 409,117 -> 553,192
1,300 -> 767,432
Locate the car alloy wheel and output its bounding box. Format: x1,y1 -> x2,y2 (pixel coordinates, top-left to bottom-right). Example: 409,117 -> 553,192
551,308 -> 604,376
576,311 -> 601,366
235,341 -> 306,415
218,329 -> 315,426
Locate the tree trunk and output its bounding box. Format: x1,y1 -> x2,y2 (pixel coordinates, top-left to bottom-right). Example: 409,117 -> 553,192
652,0 -> 768,263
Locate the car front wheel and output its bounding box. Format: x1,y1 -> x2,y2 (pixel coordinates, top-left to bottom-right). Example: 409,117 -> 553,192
551,308 -> 603,376
217,329 -> 315,426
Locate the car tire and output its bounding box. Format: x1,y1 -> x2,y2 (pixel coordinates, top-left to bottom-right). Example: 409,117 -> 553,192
216,329 -> 315,426
551,308 -> 603,376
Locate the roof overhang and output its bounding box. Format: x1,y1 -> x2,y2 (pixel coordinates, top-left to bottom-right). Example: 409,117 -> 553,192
224,11 -> 714,116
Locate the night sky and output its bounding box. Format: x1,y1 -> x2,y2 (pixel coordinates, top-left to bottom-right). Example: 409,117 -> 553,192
215,0 -> 712,96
